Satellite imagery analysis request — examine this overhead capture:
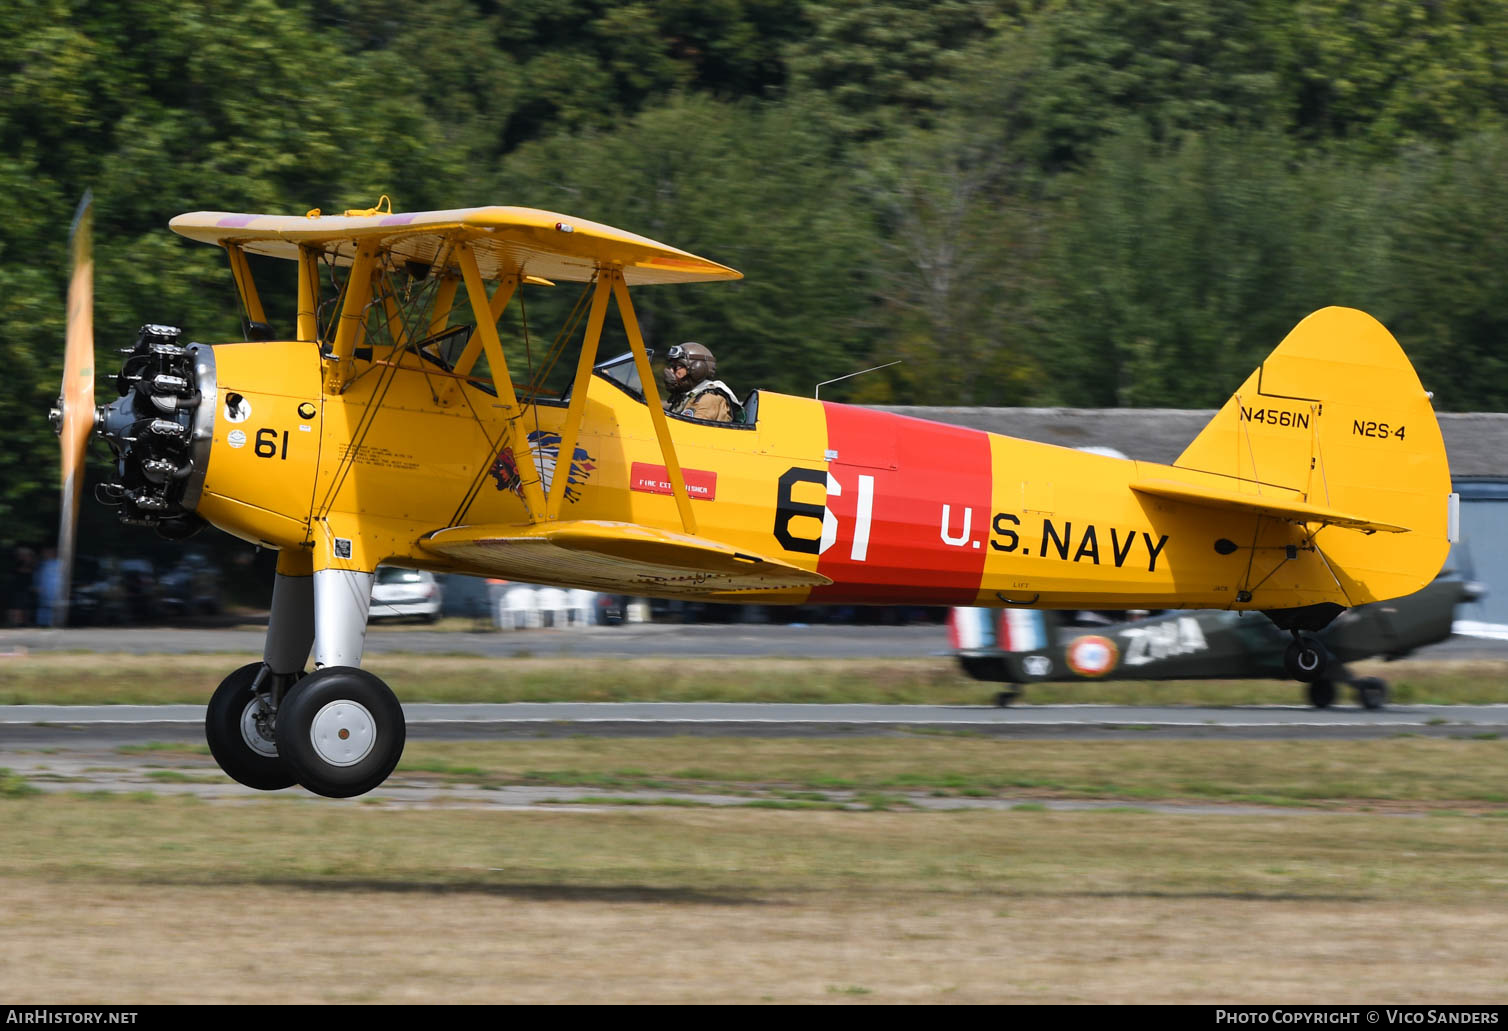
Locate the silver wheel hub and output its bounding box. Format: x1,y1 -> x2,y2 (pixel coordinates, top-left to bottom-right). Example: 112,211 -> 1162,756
309,700 -> 377,767
239,698 -> 279,758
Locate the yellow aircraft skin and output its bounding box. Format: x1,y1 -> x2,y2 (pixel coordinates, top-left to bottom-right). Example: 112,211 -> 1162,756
70,203 -> 1454,798
195,305 -> 1451,618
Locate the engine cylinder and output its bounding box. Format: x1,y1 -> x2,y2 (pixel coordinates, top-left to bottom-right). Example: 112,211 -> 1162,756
96,325 -> 215,539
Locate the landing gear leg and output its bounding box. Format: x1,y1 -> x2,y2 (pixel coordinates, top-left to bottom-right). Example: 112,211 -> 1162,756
275,566 -> 406,798
205,557 -> 314,789
995,689 -> 1022,708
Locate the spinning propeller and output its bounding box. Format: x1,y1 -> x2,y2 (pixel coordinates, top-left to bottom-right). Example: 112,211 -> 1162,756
49,193 -> 96,628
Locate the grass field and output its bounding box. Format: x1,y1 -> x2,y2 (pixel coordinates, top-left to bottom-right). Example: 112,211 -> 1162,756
3,651 -> 1506,705
3,732 -> 1508,1003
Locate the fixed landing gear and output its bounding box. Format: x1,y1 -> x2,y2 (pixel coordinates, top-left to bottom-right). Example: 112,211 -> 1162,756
204,661 -> 406,797
205,662 -> 299,790
1300,670 -> 1389,710
1307,679 -> 1337,709
1353,676 -> 1388,711
203,555 -> 407,798
275,666 -> 406,798
1283,634 -> 1329,682
994,689 -> 1021,708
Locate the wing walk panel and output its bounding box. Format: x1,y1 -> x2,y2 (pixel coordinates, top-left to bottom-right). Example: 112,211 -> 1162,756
420,520 -> 832,597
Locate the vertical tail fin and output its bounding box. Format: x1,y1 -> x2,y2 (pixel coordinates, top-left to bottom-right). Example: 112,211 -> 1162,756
1175,307 -> 1452,606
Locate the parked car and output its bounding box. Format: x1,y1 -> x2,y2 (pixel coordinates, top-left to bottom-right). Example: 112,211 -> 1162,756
369,567 -> 443,622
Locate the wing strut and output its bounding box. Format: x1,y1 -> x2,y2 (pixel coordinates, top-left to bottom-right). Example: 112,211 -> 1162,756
542,267 -> 697,534
295,245 -> 321,342
458,243 -> 548,522
325,244 -> 378,393
546,274 -> 612,519
612,270 -> 697,535
225,242 -> 268,332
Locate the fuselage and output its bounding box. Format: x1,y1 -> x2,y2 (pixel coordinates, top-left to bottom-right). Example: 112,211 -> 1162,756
181,338 -> 1352,612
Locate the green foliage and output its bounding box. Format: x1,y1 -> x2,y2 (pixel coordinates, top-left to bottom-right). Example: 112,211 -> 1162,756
1278,0 -> 1508,154
846,122 -> 1049,405
955,0 -> 1292,171
1036,126 -> 1394,407
1383,133 -> 1508,410
493,94 -> 879,391
786,0 -> 1005,140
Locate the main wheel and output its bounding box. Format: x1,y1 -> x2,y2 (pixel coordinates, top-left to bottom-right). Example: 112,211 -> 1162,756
1283,636 -> 1328,682
205,662 -> 298,790
994,690 -> 1021,708
1354,676 -> 1388,711
275,666 -> 405,798
1307,679 -> 1337,709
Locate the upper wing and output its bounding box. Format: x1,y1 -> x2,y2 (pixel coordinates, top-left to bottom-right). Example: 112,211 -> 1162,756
1129,477 -> 1409,534
419,520 -> 831,596
168,206 -> 741,286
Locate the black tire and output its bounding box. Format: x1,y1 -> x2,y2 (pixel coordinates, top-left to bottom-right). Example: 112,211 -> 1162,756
205,661 -> 298,790
994,690 -> 1020,708
275,666 -> 405,798
1354,676 -> 1388,711
1284,637 -> 1328,683
1307,679 -> 1337,709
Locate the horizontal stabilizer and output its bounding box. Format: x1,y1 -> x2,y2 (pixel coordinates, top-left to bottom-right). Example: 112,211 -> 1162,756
420,520 -> 831,596
1130,478 -> 1409,534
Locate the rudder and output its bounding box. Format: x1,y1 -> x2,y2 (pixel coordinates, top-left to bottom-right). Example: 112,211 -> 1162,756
1175,307 -> 1453,606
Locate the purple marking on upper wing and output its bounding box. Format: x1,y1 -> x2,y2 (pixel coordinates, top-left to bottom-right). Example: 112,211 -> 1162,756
216,215 -> 258,228
381,214 -> 418,226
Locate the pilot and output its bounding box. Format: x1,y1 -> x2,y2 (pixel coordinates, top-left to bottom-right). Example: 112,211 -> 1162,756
662,341 -> 739,423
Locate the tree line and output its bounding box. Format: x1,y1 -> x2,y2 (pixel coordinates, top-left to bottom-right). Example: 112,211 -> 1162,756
5,0 -> 1508,553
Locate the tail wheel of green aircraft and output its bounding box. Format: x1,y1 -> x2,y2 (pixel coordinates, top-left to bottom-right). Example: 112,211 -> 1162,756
205,662 -> 298,790
994,690 -> 1021,708
1307,679 -> 1337,709
275,666 -> 406,798
1354,677 -> 1388,711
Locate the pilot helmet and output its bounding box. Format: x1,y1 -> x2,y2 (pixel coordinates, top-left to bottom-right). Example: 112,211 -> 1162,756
662,341 -> 716,392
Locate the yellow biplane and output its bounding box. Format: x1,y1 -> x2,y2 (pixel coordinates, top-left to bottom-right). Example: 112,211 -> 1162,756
52,197 -> 1456,797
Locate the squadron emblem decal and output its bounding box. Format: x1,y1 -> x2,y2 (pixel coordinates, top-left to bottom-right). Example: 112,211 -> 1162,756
488,444 -> 523,497
489,432 -> 597,504
528,431 -> 596,503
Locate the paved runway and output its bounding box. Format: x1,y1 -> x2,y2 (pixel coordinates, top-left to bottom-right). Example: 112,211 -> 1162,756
4,698 -> 1505,812
4,623 -> 1505,748
6,620 -> 1508,659
5,700 -> 1508,746
5,625 -> 1504,809
0,621 -> 950,658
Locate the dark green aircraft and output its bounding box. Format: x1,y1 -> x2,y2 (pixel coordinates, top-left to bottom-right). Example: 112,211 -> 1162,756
948,570 -> 1484,710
